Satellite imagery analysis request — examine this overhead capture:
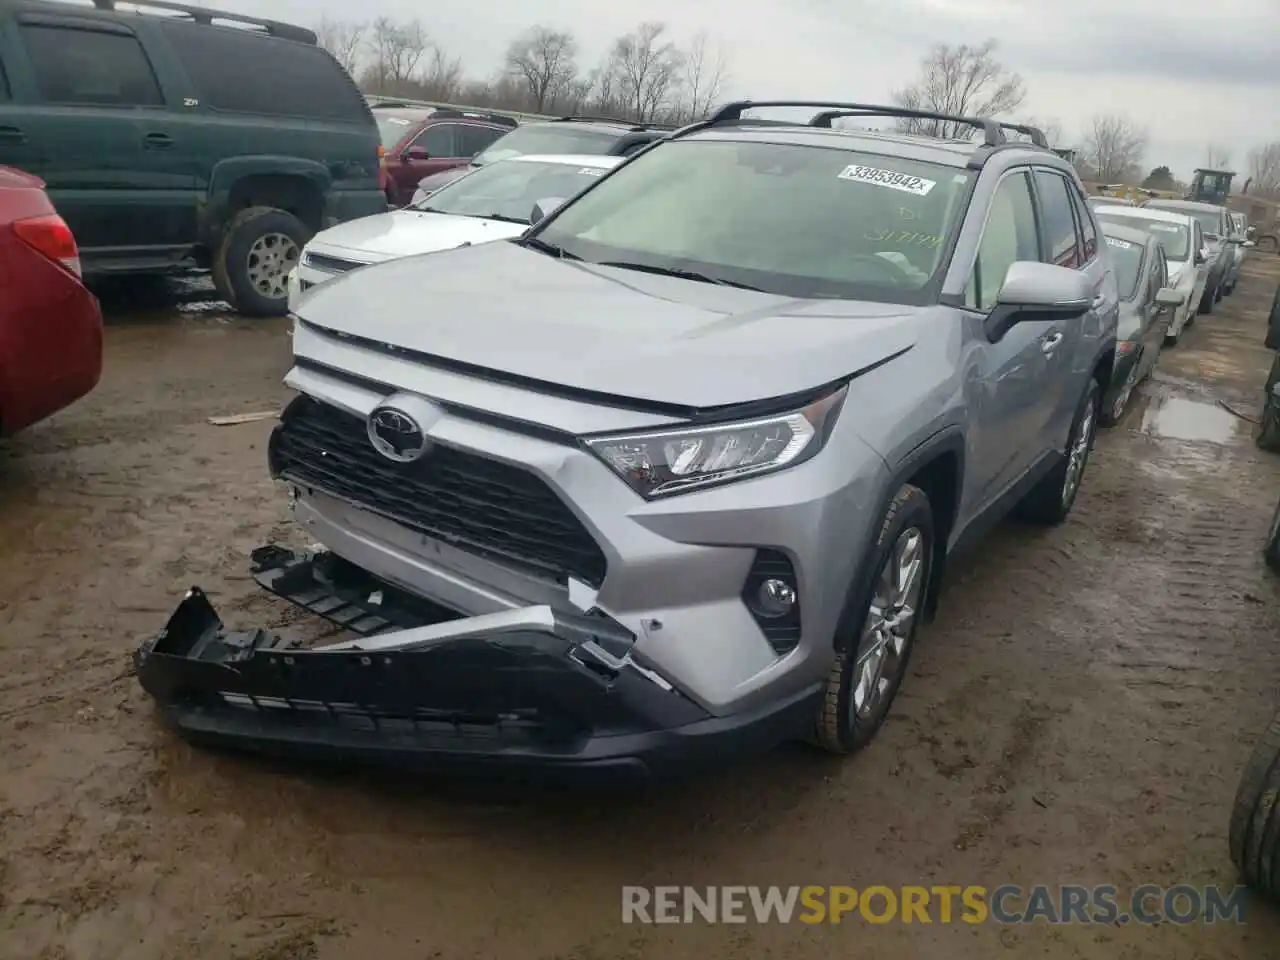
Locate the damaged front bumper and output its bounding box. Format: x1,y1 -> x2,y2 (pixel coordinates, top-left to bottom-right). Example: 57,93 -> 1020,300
134,547 -> 818,777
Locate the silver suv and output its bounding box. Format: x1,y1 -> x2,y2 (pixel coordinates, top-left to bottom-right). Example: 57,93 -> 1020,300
136,100 -> 1119,776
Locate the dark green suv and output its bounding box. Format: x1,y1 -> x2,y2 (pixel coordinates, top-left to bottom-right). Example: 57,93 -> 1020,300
0,0 -> 385,316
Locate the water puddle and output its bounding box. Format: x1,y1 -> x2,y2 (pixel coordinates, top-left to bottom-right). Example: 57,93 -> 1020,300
1140,395 -> 1246,443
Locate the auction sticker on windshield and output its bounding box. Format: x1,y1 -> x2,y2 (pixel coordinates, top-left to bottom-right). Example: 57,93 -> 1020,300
838,164 -> 936,196
1105,236 -> 1134,250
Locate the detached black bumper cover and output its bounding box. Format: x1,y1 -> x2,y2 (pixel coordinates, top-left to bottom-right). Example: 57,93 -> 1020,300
133,549 -> 816,775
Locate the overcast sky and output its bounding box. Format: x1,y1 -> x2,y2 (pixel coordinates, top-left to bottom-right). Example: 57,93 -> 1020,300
232,0 -> 1278,183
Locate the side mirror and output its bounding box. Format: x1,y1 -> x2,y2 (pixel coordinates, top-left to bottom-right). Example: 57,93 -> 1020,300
1194,248 -> 1209,265
404,146 -> 430,162
530,196 -> 568,224
1155,287 -> 1185,309
983,261 -> 1093,343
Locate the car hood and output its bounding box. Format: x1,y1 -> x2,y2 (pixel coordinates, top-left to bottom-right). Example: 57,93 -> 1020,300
295,241 -> 926,409
307,210 -> 526,262
415,166 -> 473,194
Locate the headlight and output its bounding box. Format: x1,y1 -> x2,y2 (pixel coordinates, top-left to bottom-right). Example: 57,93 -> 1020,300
584,386 -> 848,499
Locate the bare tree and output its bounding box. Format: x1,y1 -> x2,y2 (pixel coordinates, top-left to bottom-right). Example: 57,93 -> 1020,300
611,22 -> 685,122
505,26 -> 578,111
676,31 -> 729,123
1247,142 -> 1280,196
1016,115 -> 1065,149
367,17 -> 429,93
1083,115 -> 1148,182
419,47 -> 465,101
892,40 -> 1025,140
1205,144 -> 1233,169
316,17 -> 365,76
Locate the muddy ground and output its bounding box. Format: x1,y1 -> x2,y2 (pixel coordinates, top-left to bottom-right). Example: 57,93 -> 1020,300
3,261 -> 1280,960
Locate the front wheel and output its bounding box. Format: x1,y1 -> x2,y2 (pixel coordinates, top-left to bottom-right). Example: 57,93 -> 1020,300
1229,711 -> 1280,900
213,206 -> 310,318
1016,379 -> 1100,525
813,484 -> 934,755
1100,360 -> 1139,427
1264,497 -> 1280,573
1257,383 -> 1280,453
1199,283 -> 1216,315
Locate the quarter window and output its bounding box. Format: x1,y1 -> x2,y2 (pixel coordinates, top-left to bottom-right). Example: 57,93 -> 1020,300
1034,171 -> 1082,268
966,171 -> 1039,311
21,25 -> 163,107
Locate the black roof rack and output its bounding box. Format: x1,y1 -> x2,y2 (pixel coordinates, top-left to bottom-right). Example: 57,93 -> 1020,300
84,0 -> 315,43
710,100 -> 1038,148
997,121 -> 1049,148
433,107 -> 517,126
552,116 -> 651,131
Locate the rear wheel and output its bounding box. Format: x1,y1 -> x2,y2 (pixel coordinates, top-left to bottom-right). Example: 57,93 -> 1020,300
1229,711 -> 1280,900
814,484 -> 933,755
1257,383 -> 1280,453
1264,497 -> 1280,573
1017,378 -> 1100,524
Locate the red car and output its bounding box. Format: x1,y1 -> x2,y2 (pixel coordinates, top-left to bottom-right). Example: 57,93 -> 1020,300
373,105 -> 516,206
0,166 -> 102,436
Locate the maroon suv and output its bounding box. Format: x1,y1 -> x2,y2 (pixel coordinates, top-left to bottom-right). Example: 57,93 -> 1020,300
375,106 -> 516,206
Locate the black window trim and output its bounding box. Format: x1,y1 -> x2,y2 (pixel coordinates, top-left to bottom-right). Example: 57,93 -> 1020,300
1029,166 -> 1085,269
18,19 -> 167,109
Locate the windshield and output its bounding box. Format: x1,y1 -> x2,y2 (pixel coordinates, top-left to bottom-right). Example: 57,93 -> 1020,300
1096,213 -> 1190,260
1103,233 -> 1145,299
411,159 -> 610,222
1149,203 -> 1221,239
376,115 -> 419,150
472,124 -> 619,166
531,139 -> 974,302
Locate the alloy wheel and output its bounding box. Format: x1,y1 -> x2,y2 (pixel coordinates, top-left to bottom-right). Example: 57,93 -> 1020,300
851,526 -> 926,720
246,233 -> 300,300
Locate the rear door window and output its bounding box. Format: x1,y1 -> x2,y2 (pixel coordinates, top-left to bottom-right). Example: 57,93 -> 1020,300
459,124 -> 504,156
1033,171 -> 1082,268
161,22 -> 367,122
21,25 -> 163,106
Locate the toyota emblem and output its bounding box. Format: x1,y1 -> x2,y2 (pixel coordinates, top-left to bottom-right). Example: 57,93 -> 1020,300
367,406 -> 429,463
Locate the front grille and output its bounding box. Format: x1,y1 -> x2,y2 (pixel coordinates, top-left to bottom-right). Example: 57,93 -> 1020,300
302,251 -> 366,274
269,397 -> 608,587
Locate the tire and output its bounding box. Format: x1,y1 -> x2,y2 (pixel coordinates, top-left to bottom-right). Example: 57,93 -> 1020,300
1264,497 -> 1280,573
213,206 -> 311,318
1099,360 -> 1139,428
1257,386 -> 1280,453
813,484 -> 934,755
1228,711 -> 1280,901
1199,282 -> 1216,315
1017,378 -> 1100,525
1264,286 -> 1280,350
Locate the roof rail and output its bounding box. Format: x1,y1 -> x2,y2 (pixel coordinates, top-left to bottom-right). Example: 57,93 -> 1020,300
552,116 -> 648,131
86,0 -> 315,43
997,121 -> 1048,148
712,100 -> 1007,146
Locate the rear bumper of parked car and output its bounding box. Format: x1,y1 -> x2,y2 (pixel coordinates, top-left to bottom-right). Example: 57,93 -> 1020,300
134,546 -> 823,779
0,261 -> 103,436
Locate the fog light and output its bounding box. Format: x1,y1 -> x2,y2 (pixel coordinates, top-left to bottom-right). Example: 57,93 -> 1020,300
757,578 -> 797,617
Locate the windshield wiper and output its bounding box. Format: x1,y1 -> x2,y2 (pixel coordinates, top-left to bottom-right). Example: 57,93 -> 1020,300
595,261 -> 763,291
521,236 -> 580,260
475,213 -> 528,224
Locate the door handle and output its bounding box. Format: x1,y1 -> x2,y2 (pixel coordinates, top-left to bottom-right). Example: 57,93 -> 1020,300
1091,294 -> 1106,309
1040,332 -> 1064,354
0,126 -> 26,144
142,132 -> 174,149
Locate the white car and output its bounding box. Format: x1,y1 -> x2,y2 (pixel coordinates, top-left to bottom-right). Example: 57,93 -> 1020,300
287,154 -> 623,310
1092,204 -> 1208,345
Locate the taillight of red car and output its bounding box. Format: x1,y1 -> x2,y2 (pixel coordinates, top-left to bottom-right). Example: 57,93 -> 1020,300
377,144 -> 388,192
13,213 -> 81,278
